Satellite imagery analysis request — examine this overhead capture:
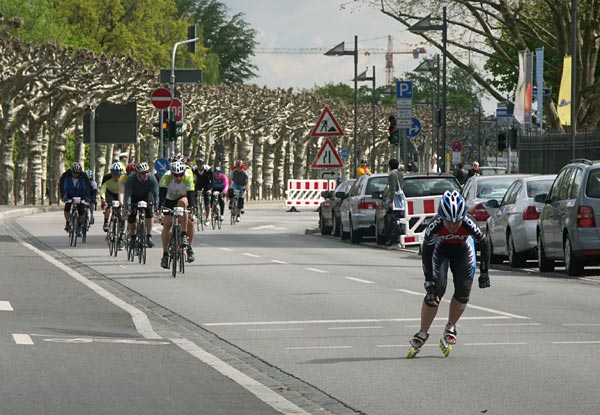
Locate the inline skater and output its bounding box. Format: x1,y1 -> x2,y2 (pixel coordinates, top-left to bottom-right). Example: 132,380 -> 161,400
158,160 -> 196,267
124,162 -> 159,249
407,190 -> 490,358
192,157 -> 213,227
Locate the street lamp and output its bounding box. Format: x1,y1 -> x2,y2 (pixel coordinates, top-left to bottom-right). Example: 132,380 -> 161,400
413,57 -> 440,171
354,66 -> 376,172
409,7 -> 447,172
325,35 -> 358,176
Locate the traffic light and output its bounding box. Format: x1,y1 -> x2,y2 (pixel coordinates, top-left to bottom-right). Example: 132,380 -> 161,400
388,115 -> 399,145
497,131 -> 507,151
152,110 -> 169,140
168,118 -> 184,142
188,24 -> 197,53
508,127 -> 518,148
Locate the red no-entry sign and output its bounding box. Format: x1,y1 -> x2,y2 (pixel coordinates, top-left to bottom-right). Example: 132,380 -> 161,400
150,87 -> 172,110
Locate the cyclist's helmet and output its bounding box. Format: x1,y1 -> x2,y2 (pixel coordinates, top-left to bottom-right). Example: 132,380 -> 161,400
110,162 -> 122,175
71,162 -> 82,173
136,162 -> 150,173
85,170 -> 93,180
438,190 -> 466,223
196,157 -> 204,164
214,167 -> 223,173
126,162 -> 137,174
171,161 -> 186,175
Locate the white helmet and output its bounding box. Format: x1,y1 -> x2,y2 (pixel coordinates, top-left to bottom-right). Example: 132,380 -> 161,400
170,161 -> 186,175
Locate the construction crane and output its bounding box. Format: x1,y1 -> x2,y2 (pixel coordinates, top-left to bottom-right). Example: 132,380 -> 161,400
255,35 -> 426,85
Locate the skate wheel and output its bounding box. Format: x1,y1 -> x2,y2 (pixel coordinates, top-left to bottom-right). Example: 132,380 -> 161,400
439,339 -> 452,357
407,347 -> 419,359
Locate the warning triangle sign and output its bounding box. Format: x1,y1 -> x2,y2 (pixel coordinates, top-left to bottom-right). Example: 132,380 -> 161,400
311,138 -> 344,168
310,107 -> 344,137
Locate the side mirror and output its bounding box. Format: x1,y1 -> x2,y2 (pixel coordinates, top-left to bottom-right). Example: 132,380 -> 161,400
486,199 -> 500,209
534,193 -> 547,203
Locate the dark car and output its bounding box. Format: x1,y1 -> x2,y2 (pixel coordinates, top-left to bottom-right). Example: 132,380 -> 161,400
537,159 -> 600,276
374,173 -> 462,246
318,179 -> 355,236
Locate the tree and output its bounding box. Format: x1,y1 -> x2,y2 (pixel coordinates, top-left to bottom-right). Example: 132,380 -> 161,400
179,0 -> 258,84
357,0 -> 599,130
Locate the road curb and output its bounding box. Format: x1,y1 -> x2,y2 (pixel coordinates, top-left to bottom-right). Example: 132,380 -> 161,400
0,205 -> 62,223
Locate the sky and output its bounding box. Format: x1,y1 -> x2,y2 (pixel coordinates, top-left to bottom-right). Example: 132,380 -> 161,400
220,0 -> 496,114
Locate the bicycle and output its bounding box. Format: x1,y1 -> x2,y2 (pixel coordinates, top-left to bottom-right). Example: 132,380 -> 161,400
162,206 -> 187,278
230,189 -> 245,225
210,191 -> 223,230
66,197 -> 83,247
105,200 -> 124,257
127,201 -> 150,264
194,191 -> 205,232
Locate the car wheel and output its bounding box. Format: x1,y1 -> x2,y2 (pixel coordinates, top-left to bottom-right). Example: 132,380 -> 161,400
537,232 -> 554,272
340,218 -> 349,240
319,213 -> 332,236
564,236 -> 584,276
507,231 -> 526,268
333,215 -> 341,237
349,215 -> 362,244
375,218 -> 387,245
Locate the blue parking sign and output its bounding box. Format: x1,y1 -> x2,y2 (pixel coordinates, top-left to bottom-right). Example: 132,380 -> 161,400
396,81 -> 413,99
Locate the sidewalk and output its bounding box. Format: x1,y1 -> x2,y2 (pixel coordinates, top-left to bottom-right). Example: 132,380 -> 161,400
0,204 -> 62,222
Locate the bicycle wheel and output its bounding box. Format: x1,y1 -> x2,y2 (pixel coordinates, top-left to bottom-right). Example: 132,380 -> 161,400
211,202 -> 217,229
109,218 -> 117,256
82,210 -> 89,243
171,225 -> 179,278
179,245 -> 185,274
230,200 -> 237,225
70,210 -> 78,246
138,221 -> 147,264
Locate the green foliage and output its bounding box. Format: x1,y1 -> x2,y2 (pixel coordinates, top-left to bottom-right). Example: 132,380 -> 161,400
312,83 -> 354,104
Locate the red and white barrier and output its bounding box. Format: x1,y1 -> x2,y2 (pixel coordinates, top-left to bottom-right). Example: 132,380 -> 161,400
285,179 -> 337,207
400,196 -> 442,246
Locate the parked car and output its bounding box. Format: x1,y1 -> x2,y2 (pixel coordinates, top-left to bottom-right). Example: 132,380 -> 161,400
462,174 -> 533,230
318,179 -> 355,236
339,173 -> 389,243
485,174 -> 556,267
536,159 -> 600,276
479,166 -> 507,176
374,173 -> 462,245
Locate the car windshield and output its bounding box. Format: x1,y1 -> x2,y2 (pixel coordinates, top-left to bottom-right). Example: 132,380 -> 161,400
527,179 -> 553,198
402,177 -> 461,197
476,177 -> 519,198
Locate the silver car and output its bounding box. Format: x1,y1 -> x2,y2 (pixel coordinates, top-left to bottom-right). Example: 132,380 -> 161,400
486,175 -> 555,267
462,174 -> 534,230
340,173 -> 389,243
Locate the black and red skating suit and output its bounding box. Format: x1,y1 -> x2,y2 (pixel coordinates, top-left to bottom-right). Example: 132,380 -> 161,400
421,214 -> 490,303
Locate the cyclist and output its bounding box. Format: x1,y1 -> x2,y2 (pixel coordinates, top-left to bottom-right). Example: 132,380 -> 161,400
85,170 -> 98,225
211,167 -> 229,221
99,163 -> 127,238
408,190 -> 491,355
192,157 -> 213,227
158,160 -> 196,268
228,160 -> 249,222
60,162 -> 91,233
124,162 -> 159,250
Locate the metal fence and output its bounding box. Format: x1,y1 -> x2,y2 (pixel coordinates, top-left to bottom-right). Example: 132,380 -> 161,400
519,130 -> 600,174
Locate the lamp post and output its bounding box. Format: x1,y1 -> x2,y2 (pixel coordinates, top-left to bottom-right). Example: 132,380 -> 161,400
355,66 -> 376,172
409,7 -> 447,172
325,36 -> 358,176
413,57 -> 440,171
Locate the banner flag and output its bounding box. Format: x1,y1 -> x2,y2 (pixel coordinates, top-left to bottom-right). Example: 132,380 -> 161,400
535,48 -> 544,126
557,56 -> 572,126
524,51 -> 533,124
514,51 -> 527,124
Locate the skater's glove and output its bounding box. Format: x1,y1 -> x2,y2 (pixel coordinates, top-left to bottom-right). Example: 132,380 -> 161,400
478,272 -> 490,289
424,281 -> 439,306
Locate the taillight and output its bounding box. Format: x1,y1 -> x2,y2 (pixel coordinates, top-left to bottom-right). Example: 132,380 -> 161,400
470,203 -> 489,222
522,206 -> 540,220
577,206 -> 596,228
357,199 -> 377,210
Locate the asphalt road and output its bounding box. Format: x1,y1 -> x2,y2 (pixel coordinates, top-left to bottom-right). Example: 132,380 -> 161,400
3,204 -> 600,414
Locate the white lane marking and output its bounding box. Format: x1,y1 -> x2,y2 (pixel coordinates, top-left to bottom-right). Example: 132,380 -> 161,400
20,241 -> 161,340
328,326 -> 383,330
242,253 -> 261,258
464,342 -> 527,346
219,247 -> 233,252
270,260 -> 288,264
395,289 -> 530,319
285,346 -> 352,350
304,267 -> 328,273
172,338 -> 309,415
203,316 -> 510,327
563,323 -> 600,326
0,301 -> 14,311
552,341 -> 600,344
248,328 -> 305,332
483,323 -> 540,327
13,334 -> 34,345
198,243 -> 210,247
43,337 -> 170,345
119,265 -> 127,269
345,277 -> 375,284
249,225 -> 286,230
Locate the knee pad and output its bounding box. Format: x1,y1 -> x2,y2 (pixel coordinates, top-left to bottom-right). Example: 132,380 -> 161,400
453,293 -> 470,307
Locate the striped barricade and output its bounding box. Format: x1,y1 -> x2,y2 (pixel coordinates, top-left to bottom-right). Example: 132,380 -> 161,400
285,179 -> 337,208
400,196 -> 442,247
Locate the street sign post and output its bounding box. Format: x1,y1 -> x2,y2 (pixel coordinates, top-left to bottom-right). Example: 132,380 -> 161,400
151,88 -> 172,110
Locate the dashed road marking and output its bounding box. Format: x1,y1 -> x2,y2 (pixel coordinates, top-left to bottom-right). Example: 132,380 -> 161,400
0,301 -> 13,311
13,334 -> 33,345
242,253 -> 261,258
328,326 -> 383,330
270,260 -> 288,264
285,346 -> 352,350
219,247 -> 233,252
304,267 -> 328,273
345,277 -> 375,284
